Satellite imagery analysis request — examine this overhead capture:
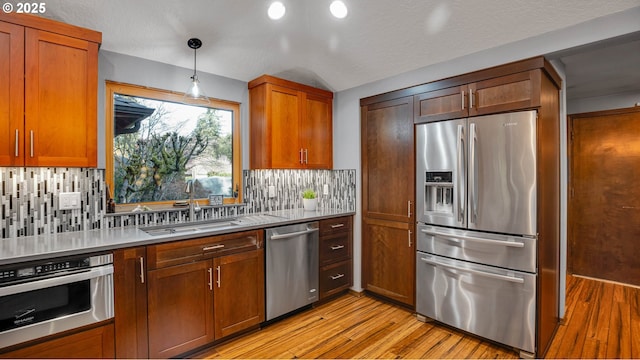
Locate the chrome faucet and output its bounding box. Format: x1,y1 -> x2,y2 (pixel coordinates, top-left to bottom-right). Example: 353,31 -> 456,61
185,179 -> 196,220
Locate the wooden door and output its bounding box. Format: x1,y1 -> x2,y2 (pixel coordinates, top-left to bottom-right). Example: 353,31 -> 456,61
569,107 -> 640,285
268,84 -> 302,168
302,93 -> 333,169
213,249 -> 265,339
362,218 -> 415,306
113,247 -> 148,359
361,96 -> 415,222
414,85 -> 468,123
0,21 -> 24,166
24,28 -> 97,167
147,260 -> 214,358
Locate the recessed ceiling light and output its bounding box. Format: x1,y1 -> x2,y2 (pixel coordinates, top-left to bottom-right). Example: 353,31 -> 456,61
330,0 -> 348,19
268,1 -> 286,20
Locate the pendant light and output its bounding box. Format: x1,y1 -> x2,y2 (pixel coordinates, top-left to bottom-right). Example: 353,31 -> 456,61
183,38 -> 210,104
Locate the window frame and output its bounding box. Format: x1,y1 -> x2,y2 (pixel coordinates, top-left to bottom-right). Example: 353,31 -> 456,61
105,81 -> 242,210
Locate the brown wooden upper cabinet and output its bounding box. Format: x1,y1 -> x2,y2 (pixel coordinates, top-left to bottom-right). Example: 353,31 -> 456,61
414,69 -> 544,123
249,75 -> 333,169
0,13 -> 100,167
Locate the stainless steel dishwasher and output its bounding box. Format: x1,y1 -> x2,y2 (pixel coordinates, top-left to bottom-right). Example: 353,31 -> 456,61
265,221 -> 319,321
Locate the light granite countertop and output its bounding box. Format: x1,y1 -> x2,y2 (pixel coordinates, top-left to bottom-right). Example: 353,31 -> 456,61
0,208 -> 355,266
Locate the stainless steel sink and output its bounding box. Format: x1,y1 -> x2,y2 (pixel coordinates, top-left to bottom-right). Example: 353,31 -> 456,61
142,219 -> 238,236
141,213 -> 286,236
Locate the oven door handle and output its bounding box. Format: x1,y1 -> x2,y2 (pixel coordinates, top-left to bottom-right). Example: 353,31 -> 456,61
420,257 -> 524,284
0,265 -> 114,297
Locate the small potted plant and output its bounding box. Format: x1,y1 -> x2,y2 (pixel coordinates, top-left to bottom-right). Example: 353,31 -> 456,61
302,188 -> 317,211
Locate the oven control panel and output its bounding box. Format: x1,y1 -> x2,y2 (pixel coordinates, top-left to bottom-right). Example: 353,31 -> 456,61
0,257 -> 91,285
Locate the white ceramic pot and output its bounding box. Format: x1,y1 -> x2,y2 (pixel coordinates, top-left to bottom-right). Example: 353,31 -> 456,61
303,198 -> 317,211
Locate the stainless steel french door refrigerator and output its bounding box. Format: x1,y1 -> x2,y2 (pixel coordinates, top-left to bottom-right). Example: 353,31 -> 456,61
415,110 -> 538,355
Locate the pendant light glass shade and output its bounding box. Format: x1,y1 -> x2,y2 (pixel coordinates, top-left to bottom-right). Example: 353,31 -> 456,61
183,38 -> 210,104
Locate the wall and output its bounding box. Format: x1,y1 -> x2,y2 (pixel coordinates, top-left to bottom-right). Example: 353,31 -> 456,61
568,90 -> 640,114
334,5 -> 640,314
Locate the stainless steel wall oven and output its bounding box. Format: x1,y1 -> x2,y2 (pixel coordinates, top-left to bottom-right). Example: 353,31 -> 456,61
0,253 -> 113,349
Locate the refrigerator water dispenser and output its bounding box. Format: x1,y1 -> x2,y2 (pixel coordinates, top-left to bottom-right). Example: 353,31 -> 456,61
424,171 -> 453,214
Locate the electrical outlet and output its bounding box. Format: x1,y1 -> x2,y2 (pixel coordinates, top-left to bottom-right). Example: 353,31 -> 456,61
59,192 -> 81,210
268,185 -> 276,198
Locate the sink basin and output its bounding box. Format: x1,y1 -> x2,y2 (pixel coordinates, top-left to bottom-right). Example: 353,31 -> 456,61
142,219 -> 238,236
141,213 -> 286,236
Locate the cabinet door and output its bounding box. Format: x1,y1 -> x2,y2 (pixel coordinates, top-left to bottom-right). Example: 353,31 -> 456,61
0,323 -> 114,359
269,84 -> 302,168
361,96 -> 415,222
24,28 -> 98,167
213,249 -> 265,339
414,85 -> 468,123
113,247 -> 148,359
469,70 -> 540,116
0,21 -> 24,166
302,93 -> 333,169
147,260 -> 214,358
362,218 -> 415,306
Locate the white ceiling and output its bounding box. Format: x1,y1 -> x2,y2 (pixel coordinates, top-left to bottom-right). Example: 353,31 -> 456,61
41,0 -> 640,96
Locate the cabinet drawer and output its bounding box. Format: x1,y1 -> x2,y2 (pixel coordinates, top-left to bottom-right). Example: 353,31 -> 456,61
147,230 -> 262,269
319,232 -> 351,266
319,216 -> 352,236
319,260 -> 352,299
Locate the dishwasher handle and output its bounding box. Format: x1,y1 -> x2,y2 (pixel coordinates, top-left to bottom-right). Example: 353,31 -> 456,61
270,227 -> 318,240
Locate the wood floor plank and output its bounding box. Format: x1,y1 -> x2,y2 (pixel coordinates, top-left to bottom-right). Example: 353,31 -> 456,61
606,300 -> 632,358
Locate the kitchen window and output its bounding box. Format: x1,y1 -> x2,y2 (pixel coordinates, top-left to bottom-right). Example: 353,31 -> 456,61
105,81 -> 241,209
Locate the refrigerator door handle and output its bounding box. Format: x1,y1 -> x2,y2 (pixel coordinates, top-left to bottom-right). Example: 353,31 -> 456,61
457,124 -> 465,224
469,123 -> 478,224
420,257 -> 524,284
420,228 -> 525,248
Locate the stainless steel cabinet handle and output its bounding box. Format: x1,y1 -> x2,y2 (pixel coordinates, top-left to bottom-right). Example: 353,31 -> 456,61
330,273 -> 345,280
408,230 -> 412,248
330,244 -> 345,250
216,265 -> 221,288
304,149 -> 308,164
407,201 -> 412,218
30,130 -> 34,158
299,148 -> 304,164
330,223 -> 345,229
203,244 -> 225,251
461,90 -> 465,110
469,88 -> 474,109
208,267 -> 213,290
420,228 -> 525,248
139,256 -> 145,284
420,257 -> 524,284
270,227 -> 318,240
15,130 -> 19,157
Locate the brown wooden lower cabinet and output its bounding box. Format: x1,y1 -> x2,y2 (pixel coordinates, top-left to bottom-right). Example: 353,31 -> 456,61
0,323 -> 114,359
113,230 -> 265,358
147,259 -> 215,359
362,217 -> 415,307
114,246 -> 148,359
214,249 -> 265,339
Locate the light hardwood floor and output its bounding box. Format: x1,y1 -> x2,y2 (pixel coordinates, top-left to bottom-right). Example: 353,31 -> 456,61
193,275 -> 640,359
